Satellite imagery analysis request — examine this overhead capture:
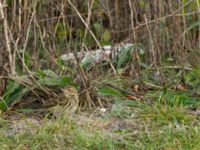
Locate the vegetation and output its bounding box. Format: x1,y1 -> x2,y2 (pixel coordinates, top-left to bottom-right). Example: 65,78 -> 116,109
0,0 -> 200,149
0,98 -> 199,149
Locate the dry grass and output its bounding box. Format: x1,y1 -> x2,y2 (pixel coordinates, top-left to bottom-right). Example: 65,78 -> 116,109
0,97 -> 199,150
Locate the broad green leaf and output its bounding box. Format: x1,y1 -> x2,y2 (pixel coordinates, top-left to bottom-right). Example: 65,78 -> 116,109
43,70 -> 58,78
98,87 -> 122,97
0,80 -> 26,111
3,81 -> 20,101
139,49 -> 145,56
116,44 -> 144,69
93,22 -> 103,34
38,76 -> 73,88
81,54 -> 94,69
36,69 -> 58,78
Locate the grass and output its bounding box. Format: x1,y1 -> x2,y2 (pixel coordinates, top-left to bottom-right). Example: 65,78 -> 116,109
0,94 -> 199,150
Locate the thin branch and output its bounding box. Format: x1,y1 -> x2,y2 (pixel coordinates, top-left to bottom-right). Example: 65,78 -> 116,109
0,1 -> 15,75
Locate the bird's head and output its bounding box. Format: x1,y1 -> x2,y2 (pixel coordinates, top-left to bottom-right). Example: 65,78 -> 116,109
62,86 -> 78,97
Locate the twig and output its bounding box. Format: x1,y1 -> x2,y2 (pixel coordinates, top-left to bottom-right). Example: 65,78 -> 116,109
160,65 -> 193,71
0,2 -> 15,75
143,81 -> 162,89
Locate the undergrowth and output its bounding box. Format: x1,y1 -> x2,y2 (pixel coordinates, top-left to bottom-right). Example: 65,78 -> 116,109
0,93 -> 199,150
0,1 -> 200,149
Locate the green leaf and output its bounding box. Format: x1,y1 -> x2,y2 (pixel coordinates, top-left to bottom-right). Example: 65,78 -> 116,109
185,69 -> 200,88
38,75 -> 73,88
81,54 -> 94,69
183,20 -> 200,35
56,22 -> 68,42
116,44 -> 144,69
3,81 -> 20,99
139,49 -> 145,56
24,52 -> 31,67
102,30 -> 111,42
98,87 -> 122,97
42,69 -> 58,78
36,70 -> 46,78
93,22 -> 103,35
0,80 -> 26,111
36,69 -> 58,78
17,108 -> 38,113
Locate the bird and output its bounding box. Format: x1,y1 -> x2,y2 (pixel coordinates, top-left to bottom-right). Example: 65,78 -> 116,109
44,86 -> 79,116
61,86 -> 79,113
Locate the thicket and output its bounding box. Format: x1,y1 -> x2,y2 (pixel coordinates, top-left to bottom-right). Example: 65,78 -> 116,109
0,0 -> 200,110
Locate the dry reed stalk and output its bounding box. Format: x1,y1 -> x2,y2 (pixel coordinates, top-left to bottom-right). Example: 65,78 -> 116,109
0,1 -> 15,75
